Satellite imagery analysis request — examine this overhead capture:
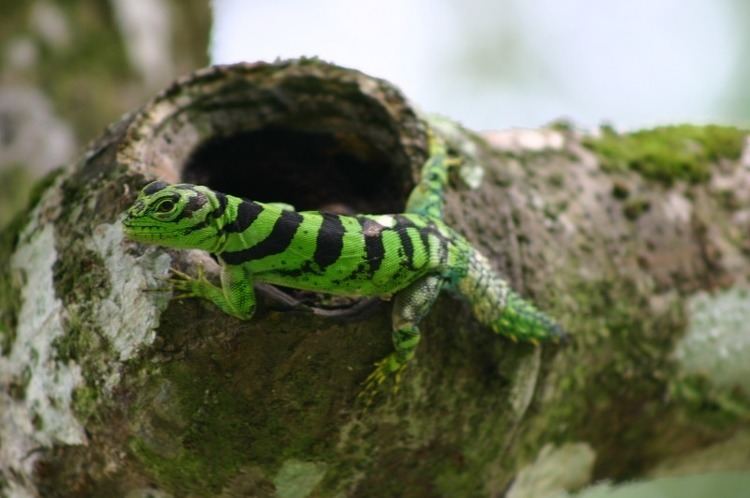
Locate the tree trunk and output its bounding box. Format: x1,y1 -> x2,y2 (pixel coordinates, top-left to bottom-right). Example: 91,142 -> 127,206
1,59 -> 749,498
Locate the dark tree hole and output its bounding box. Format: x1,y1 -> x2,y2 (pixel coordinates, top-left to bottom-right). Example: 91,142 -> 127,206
182,128 -> 409,214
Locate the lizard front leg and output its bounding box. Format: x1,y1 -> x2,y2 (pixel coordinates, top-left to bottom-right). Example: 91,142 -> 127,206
362,274 -> 443,398
172,264 -> 256,320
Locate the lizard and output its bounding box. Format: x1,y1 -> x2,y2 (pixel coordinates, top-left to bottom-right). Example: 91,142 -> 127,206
122,134 -> 566,392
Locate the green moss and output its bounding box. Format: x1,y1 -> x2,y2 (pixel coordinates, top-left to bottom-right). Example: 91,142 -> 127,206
669,375 -> 750,425
7,365 -> 32,400
611,181 -> 630,200
127,361 -> 249,494
128,359 -> 313,494
72,384 -> 99,421
118,291 -> 397,497
547,118 -> 575,132
715,189 -> 739,210
584,125 -> 747,184
529,275 -> 748,479
52,307 -> 111,414
125,307 -> 361,495
50,245 -> 112,400
547,172 -> 565,188
623,198 -> 651,221
520,276 -> 688,478
52,248 -> 110,305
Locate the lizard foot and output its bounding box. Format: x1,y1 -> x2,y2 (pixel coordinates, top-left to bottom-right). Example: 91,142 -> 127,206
445,156 -> 463,168
358,354 -> 408,406
168,265 -> 208,299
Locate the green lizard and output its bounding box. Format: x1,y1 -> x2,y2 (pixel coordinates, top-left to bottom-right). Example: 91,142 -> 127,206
123,136 -> 565,390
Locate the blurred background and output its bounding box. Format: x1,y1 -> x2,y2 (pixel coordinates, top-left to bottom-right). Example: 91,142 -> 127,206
0,2 -> 748,495
213,0 -> 749,131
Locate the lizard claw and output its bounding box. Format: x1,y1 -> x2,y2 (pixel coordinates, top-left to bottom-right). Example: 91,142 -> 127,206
445,156 -> 463,168
168,265 -> 208,298
357,354 -> 408,406
141,286 -> 171,293
139,268 -> 200,297
169,267 -> 193,280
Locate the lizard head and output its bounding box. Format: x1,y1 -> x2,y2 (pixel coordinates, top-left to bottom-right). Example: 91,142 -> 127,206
123,181 -> 223,251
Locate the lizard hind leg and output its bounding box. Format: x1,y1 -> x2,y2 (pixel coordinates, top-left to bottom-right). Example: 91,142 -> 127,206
361,274 -> 444,401
456,249 -> 567,344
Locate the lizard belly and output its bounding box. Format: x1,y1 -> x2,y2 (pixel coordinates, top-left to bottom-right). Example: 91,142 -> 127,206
254,266 -> 427,297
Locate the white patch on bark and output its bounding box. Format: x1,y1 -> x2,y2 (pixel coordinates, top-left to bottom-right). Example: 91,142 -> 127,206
273,460 -> 328,498
427,115 -> 485,189
483,129 -> 565,152
506,442 -> 596,498
0,174 -> 173,494
661,192 -> 692,224
674,287 -> 750,395
458,162 -> 484,190
1,222 -> 85,495
3,480 -> 37,498
86,220 -> 171,383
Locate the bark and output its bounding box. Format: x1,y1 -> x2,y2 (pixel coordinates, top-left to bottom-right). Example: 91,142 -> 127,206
1,59 -> 749,498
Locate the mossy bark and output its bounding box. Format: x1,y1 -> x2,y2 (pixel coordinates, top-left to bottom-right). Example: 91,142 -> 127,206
1,59 -> 749,498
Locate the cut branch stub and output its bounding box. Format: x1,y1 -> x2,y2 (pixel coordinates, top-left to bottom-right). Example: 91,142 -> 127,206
117,59 -> 428,213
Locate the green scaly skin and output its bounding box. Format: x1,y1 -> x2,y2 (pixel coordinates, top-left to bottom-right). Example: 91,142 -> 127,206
123,136 -> 566,395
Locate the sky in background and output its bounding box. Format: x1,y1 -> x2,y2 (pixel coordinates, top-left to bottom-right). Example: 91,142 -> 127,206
211,0 -> 739,131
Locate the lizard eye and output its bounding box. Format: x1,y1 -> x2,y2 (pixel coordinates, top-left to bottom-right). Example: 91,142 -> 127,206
156,200 -> 175,213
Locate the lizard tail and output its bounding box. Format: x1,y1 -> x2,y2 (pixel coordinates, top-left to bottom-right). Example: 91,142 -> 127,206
454,249 -> 567,344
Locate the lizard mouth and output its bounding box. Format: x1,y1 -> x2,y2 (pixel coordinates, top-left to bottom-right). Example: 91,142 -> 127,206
122,222 -> 178,241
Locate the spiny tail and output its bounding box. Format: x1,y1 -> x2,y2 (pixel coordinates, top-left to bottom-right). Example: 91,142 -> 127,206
497,292 -> 566,343
455,249 -> 567,344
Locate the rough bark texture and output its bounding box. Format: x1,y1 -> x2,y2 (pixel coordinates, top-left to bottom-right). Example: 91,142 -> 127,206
1,59 -> 749,498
